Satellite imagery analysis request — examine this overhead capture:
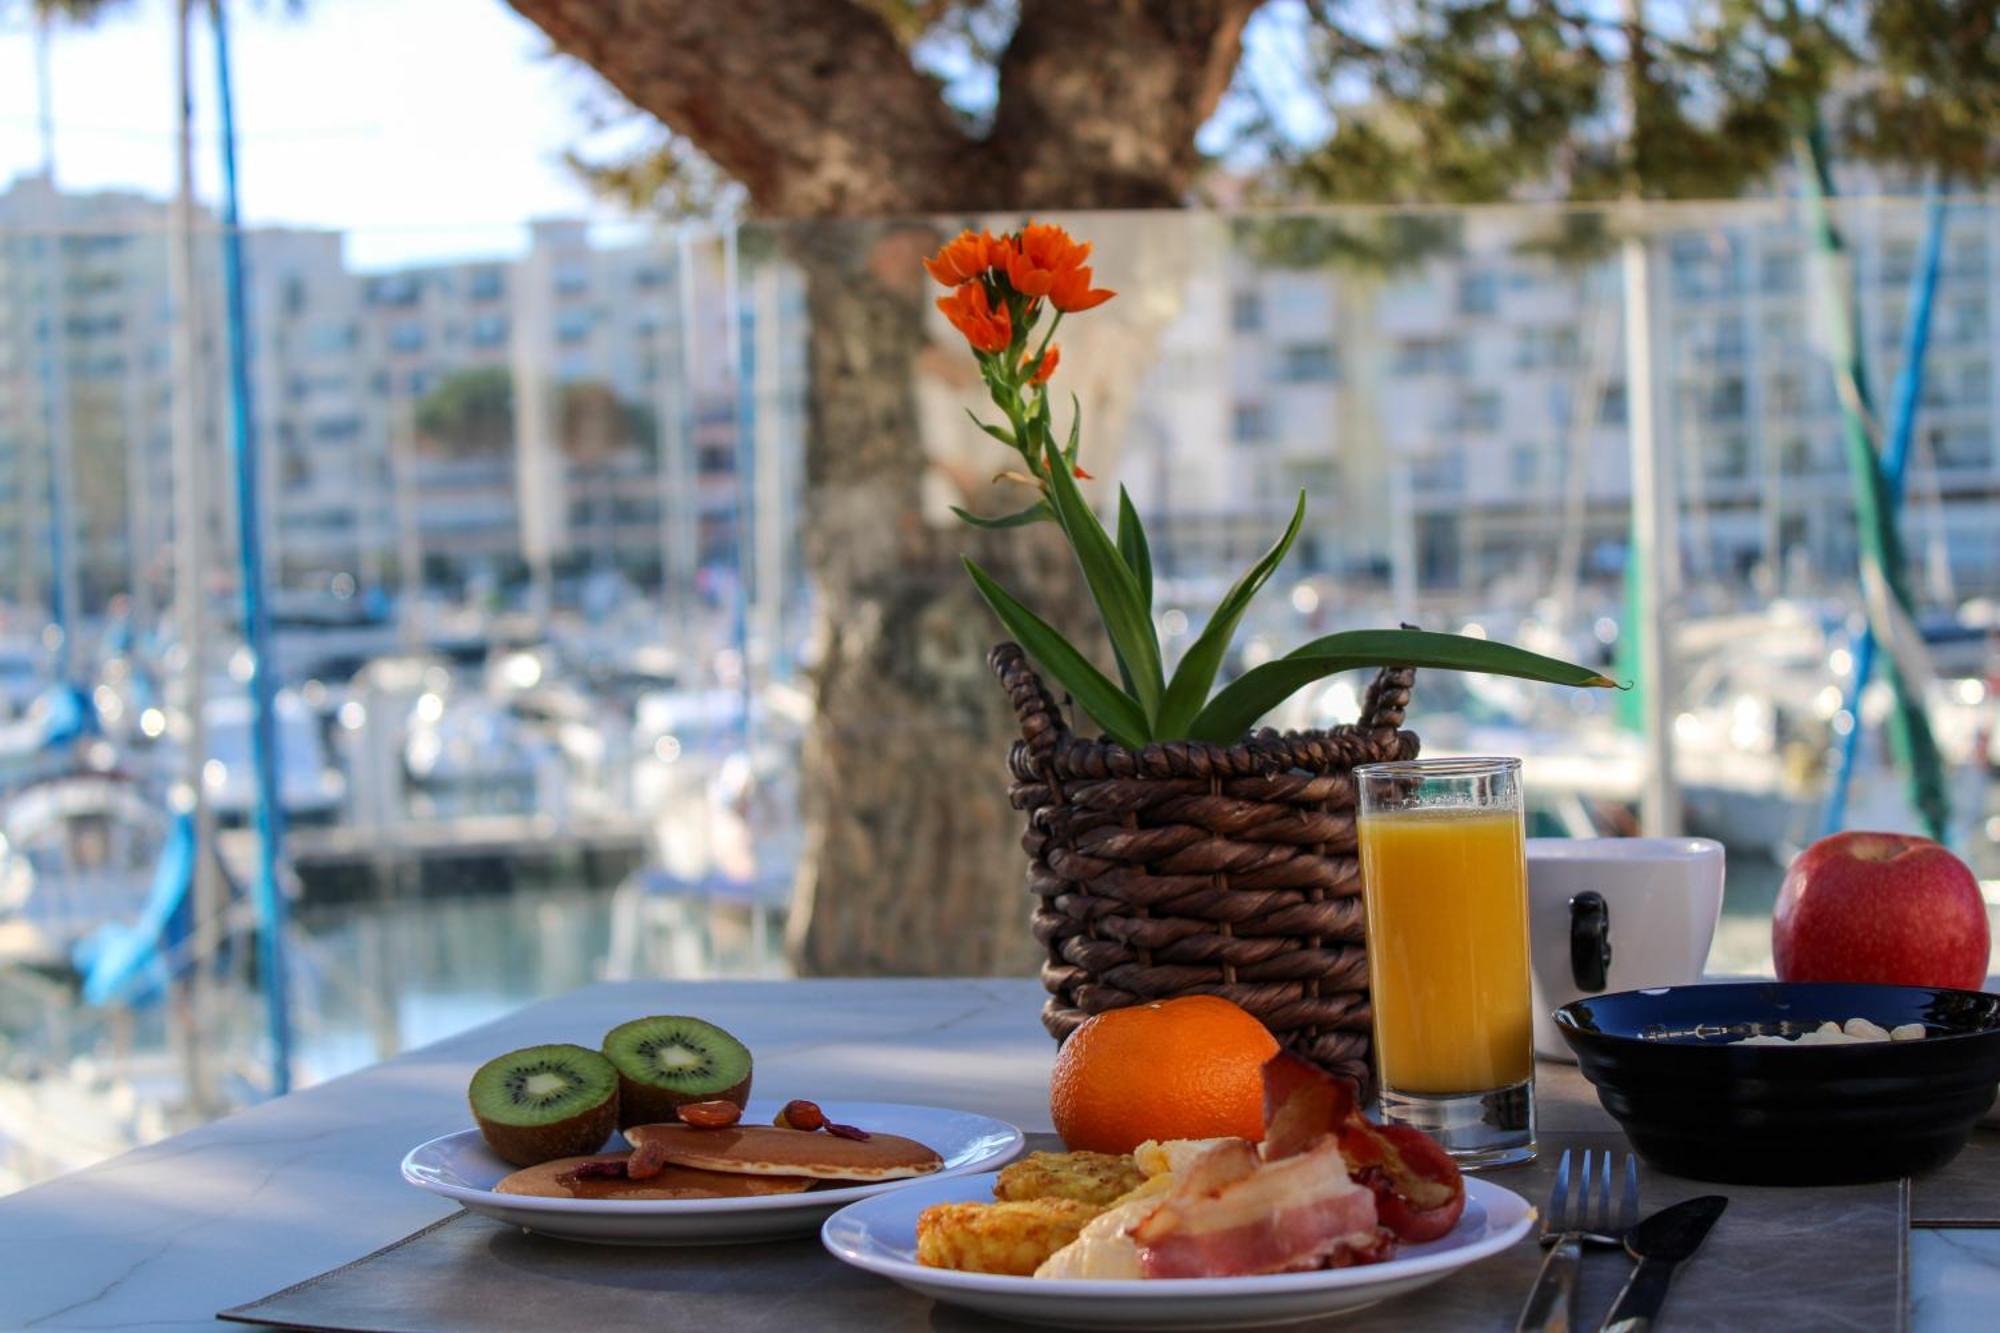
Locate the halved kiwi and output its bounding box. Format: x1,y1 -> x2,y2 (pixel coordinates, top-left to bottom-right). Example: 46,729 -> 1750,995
602,1015 -> 753,1128
468,1043 -> 620,1167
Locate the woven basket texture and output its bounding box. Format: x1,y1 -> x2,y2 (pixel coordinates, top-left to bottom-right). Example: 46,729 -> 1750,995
991,641 -> 1419,1092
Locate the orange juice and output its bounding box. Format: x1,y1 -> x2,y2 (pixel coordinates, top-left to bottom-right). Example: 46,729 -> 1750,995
1358,808 -> 1533,1094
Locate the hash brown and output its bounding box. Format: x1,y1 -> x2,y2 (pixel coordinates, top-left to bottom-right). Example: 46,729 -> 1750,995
993,1150 -> 1147,1206
915,1197 -> 1103,1276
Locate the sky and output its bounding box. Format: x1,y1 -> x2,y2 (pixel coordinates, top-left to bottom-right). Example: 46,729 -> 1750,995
0,0 -> 637,269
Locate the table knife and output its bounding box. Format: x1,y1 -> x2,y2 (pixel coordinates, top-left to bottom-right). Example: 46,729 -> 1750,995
1597,1195 -> 1728,1333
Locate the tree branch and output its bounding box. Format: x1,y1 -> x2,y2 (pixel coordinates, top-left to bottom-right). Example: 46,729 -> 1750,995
507,0 -> 977,215
986,0 -> 1268,208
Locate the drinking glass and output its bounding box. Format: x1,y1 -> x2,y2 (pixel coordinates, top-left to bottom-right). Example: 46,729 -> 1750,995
1354,756 -> 1534,1167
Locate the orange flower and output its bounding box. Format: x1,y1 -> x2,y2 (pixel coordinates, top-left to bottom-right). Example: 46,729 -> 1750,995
1049,265 -> 1115,313
1026,344 -> 1060,386
938,281 -> 1012,355
924,229 -> 1002,287
1004,222 -> 1092,299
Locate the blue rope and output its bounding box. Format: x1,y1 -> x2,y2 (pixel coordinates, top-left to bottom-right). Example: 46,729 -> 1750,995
209,0 -> 293,1094
1819,189 -> 1947,838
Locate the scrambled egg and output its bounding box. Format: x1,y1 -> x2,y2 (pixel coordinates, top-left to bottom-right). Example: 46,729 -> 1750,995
1133,1137 -> 1234,1178
914,1139 -> 1251,1279
1033,1174 -> 1175,1279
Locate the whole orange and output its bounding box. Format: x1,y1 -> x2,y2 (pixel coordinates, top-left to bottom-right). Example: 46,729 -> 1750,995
1049,995 -> 1280,1153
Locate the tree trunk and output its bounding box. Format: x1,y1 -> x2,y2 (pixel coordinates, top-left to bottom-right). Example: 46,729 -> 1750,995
780,222 -> 1081,975
505,0 -> 1262,975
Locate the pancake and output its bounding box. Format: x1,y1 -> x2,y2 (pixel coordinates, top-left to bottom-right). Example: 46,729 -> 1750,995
623,1124 -> 945,1182
493,1151 -> 816,1200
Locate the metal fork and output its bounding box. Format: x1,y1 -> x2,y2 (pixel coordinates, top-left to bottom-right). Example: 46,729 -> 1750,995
1514,1149 -> 1641,1333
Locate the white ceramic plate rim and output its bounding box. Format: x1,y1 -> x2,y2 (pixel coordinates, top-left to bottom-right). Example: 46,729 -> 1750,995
821,1175 -> 1535,1298
401,1100 -> 1024,1216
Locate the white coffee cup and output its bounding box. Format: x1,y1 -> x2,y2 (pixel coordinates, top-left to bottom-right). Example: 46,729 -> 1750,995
1527,837 -> 1726,1062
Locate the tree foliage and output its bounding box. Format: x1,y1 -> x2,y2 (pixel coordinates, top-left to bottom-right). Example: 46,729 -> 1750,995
528,0 -> 1998,220
412,366 -> 513,459
34,1 -> 1993,208
1247,0 -> 1994,205
412,367 -> 656,465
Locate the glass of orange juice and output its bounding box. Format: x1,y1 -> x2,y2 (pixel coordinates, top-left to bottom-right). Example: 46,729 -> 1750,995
1355,756 -> 1534,1167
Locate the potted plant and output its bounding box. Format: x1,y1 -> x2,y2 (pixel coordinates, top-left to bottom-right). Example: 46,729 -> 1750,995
928,222 -> 1616,1085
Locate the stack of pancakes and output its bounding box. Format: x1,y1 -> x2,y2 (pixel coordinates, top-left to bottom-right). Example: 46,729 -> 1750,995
495,1124 -> 945,1200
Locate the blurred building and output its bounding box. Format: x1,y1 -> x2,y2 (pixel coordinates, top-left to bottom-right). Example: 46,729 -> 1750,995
0,176 -> 196,615
1128,201 -> 1998,605
0,178 -> 787,617
0,173 -> 1993,627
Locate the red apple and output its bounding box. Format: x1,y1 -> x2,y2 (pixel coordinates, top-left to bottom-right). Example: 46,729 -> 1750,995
1773,831 -> 1991,990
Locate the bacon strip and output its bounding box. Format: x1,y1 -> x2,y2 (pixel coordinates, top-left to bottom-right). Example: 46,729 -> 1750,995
1130,1138 -> 1379,1279
1261,1052 -> 1465,1241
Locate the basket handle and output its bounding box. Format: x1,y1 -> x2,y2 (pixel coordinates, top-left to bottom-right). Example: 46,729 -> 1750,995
1354,623 -> 1421,732
1356,664 -> 1417,731
989,642 -> 1069,753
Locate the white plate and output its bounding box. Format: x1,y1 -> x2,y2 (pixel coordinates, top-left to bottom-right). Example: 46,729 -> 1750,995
821,1173 -> 1536,1329
401,1099 -> 1023,1245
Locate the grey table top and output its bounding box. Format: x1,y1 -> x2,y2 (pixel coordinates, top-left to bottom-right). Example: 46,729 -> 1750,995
1,977 -> 1997,1331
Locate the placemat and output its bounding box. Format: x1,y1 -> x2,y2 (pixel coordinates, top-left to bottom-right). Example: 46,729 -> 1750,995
221,1129 -> 1906,1332
1543,1054 -> 2000,1228
1909,1129 -> 2000,1226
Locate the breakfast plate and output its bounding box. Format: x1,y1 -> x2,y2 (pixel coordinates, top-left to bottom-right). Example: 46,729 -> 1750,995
402,1100 -> 1023,1244
821,1172 -> 1536,1328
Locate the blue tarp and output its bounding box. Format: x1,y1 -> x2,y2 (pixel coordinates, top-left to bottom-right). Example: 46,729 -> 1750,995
38,683 -> 93,749
73,811 -> 197,1008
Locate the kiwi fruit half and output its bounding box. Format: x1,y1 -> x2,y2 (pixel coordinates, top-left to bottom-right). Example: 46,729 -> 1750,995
469,1043 -> 620,1167
602,1015 -> 753,1128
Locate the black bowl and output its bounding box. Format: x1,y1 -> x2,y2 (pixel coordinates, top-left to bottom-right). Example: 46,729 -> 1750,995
1556,981 -> 2000,1185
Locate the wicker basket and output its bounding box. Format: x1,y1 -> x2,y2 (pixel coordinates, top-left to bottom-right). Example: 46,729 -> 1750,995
990,641 -> 1419,1092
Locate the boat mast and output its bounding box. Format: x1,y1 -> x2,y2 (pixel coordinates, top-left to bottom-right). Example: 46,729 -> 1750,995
723,224 -> 754,743
168,0 -> 221,1117
1800,138 -> 1951,842
1621,1 -> 1681,836
33,14 -> 81,683
654,227 -> 699,655
209,0 -> 295,1095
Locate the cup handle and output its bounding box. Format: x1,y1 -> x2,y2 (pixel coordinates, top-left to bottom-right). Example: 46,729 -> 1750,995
1570,891 -> 1612,991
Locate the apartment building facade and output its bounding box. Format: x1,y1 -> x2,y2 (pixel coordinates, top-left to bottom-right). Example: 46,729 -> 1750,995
0,179 -> 774,618
3,178 -> 1995,633
1127,200 -> 2000,607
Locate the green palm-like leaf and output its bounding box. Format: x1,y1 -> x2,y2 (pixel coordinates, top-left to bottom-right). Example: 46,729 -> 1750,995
952,501 -> 1052,530
1040,439 -> 1164,725
1155,492 -> 1305,738
1116,486 -> 1152,614
1186,629 -> 1619,744
962,557 -> 1150,747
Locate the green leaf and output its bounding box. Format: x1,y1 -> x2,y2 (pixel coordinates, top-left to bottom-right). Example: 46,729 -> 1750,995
1155,492 -> 1305,738
965,408 -> 1016,448
1112,487 -> 1153,701
1041,438 -> 1165,724
1116,486 -> 1152,615
1062,393 -> 1082,468
951,501 -> 1052,530
962,557 -> 1150,747
1184,629 -> 1620,744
